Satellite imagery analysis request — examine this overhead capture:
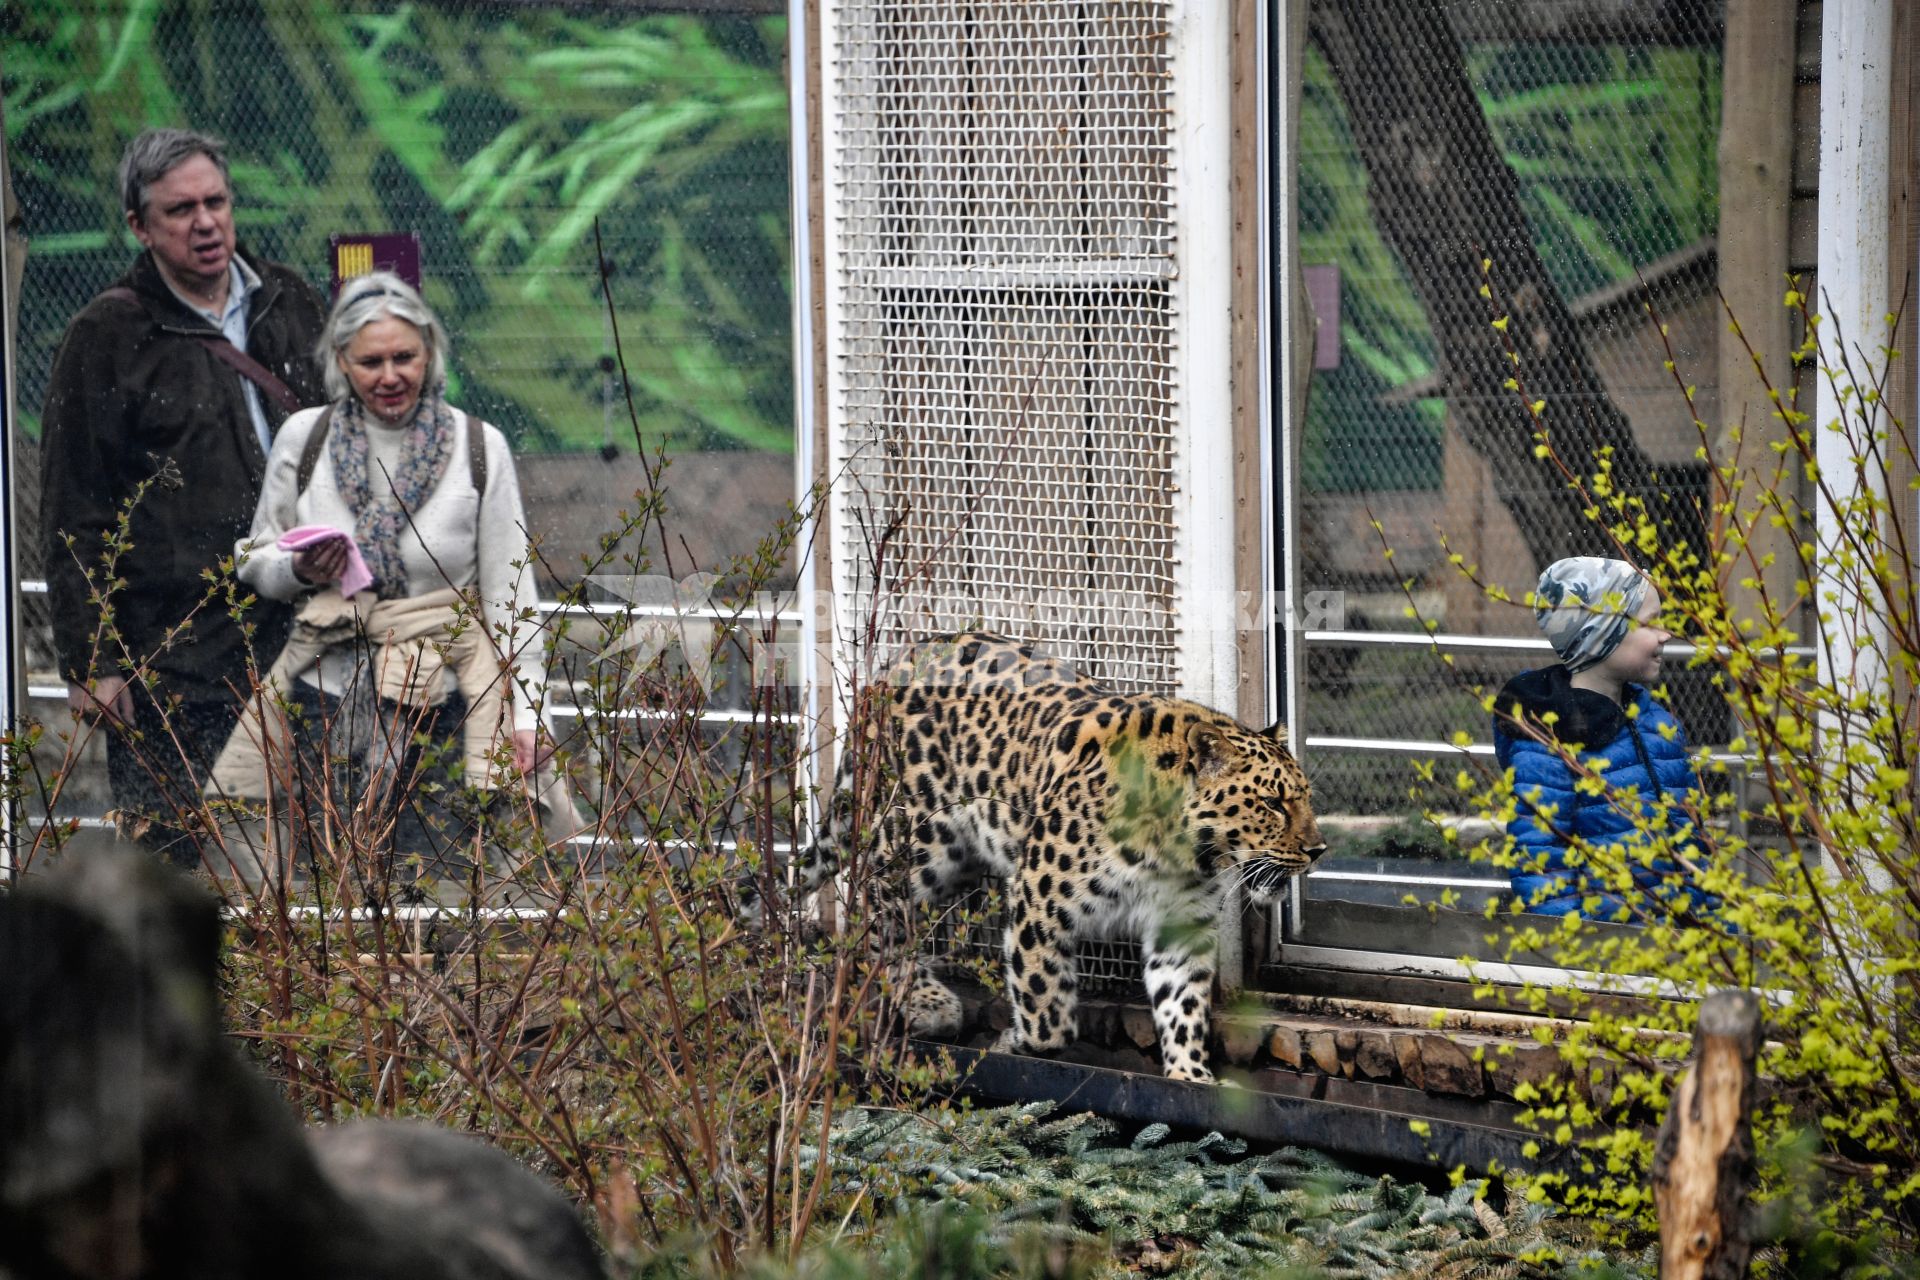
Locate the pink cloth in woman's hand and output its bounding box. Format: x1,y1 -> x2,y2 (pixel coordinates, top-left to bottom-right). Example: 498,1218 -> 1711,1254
276,525 -> 375,598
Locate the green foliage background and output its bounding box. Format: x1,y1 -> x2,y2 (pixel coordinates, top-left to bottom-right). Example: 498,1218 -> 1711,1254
3,0 -> 794,456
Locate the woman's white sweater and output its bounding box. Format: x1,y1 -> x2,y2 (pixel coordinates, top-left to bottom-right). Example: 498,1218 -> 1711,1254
237,404 -> 544,728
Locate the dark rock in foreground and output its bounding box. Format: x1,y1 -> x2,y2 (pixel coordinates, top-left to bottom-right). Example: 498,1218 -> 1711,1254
0,849 -> 604,1280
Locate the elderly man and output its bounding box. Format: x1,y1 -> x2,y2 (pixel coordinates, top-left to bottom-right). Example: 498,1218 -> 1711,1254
40,128 -> 326,863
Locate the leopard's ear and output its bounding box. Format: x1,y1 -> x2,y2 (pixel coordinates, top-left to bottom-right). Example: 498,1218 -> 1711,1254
1186,722 -> 1233,775
1261,720 -> 1290,746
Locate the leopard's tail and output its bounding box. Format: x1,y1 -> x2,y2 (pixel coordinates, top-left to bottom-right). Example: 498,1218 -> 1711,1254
734,811 -> 844,925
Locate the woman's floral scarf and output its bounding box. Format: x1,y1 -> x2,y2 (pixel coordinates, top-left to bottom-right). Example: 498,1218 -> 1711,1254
328,389 -> 457,600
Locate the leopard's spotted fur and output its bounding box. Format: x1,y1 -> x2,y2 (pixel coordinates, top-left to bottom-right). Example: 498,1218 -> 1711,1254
809,633 -> 1326,1083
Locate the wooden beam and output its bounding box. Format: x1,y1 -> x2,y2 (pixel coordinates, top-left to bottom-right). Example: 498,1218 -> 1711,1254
1232,0 -> 1265,732
1715,0 -> 1801,636
1887,0 -> 1915,634
1887,0 -> 1916,827
1651,989 -> 1762,1280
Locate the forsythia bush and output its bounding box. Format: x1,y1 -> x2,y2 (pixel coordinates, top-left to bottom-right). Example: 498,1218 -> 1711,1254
1418,275 -> 1919,1260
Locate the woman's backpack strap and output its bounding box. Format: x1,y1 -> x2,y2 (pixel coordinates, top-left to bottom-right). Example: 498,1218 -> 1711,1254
295,404 -> 336,494
467,414 -> 489,494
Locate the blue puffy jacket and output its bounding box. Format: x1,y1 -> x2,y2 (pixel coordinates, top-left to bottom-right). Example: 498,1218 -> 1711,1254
1491,666 -> 1715,919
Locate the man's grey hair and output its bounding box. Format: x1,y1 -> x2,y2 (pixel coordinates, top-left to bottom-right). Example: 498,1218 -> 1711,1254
119,128 -> 231,218
317,271 -> 451,402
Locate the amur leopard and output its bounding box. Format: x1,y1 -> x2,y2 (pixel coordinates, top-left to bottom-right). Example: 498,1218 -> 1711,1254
803,633 -> 1326,1084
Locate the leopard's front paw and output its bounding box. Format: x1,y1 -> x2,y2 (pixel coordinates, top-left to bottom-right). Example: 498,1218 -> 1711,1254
905,973 -> 964,1038
1162,1064 -> 1216,1085
991,1027 -> 1062,1059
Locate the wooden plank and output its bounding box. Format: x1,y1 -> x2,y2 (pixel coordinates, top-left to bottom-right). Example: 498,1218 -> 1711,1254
1886,0 -> 1916,734
1788,194 -> 1819,270
1796,1 -> 1822,80
1790,81 -> 1821,193
936,1041 -> 1575,1178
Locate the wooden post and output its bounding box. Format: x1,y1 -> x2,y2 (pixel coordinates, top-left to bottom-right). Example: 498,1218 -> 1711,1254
1652,989 -> 1762,1280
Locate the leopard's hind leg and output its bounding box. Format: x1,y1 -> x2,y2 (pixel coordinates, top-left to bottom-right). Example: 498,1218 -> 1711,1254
893,803 -> 1012,1040
992,862 -> 1079,1057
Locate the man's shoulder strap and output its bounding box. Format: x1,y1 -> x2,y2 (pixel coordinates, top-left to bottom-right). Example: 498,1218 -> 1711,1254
293,405 -> 487,495
100,286 -> 301,414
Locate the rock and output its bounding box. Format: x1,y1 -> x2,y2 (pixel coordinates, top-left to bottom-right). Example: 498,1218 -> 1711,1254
1489,1043 -> 1562,1099
1267,1025 -> 1304,1071
1333,1029 -> 1361,1077
313,1123 -> 606,1280
1219,1019 -> 1268,1066
0,849 -> 605,1280
1305,1030 -> 1341,1076
1354,1030 -> 1397,1080
1582,1055 -> 1621,1108
1121,1007 -> 1160,1051
1419,1035 -> 1486,1098
1392,1034 -> 1426,1091
1078,1001 -> 1115,1046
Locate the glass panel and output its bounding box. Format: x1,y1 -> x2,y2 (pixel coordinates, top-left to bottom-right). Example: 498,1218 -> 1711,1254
1282,0 -> 1775,949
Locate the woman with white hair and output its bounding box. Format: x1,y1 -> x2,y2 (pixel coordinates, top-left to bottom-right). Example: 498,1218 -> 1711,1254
231,271 -> 548,883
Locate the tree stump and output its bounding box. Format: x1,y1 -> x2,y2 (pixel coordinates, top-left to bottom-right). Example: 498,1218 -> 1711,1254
1652,989 -> 1762,1280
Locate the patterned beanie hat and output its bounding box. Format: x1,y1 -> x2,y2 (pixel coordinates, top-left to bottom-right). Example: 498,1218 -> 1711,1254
1532,557 -> 1649,674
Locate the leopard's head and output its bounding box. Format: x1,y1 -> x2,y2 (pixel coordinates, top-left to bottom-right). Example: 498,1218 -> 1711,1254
1184,718 -> 1326,901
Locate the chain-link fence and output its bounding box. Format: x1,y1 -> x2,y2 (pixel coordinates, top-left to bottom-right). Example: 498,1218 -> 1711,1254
1292,0 -> 1798,831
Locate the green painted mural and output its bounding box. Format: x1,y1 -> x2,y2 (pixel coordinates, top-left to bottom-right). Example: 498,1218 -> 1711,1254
4,1 -> 794,457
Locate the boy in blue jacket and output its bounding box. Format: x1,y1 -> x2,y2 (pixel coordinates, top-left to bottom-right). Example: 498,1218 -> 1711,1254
1492,557 -> 1718,920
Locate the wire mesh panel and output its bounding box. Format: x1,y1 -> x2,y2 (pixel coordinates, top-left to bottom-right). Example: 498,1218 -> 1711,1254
828,0 -> 1181,692
924,885 -> 1151,997
823,0 -> 1192,994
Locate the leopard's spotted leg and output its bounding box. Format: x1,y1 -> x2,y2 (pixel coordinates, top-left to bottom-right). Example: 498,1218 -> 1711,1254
894,812 -> 988,1039
1141,918 -> 1217,1083
993,868 -> 1079,1057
